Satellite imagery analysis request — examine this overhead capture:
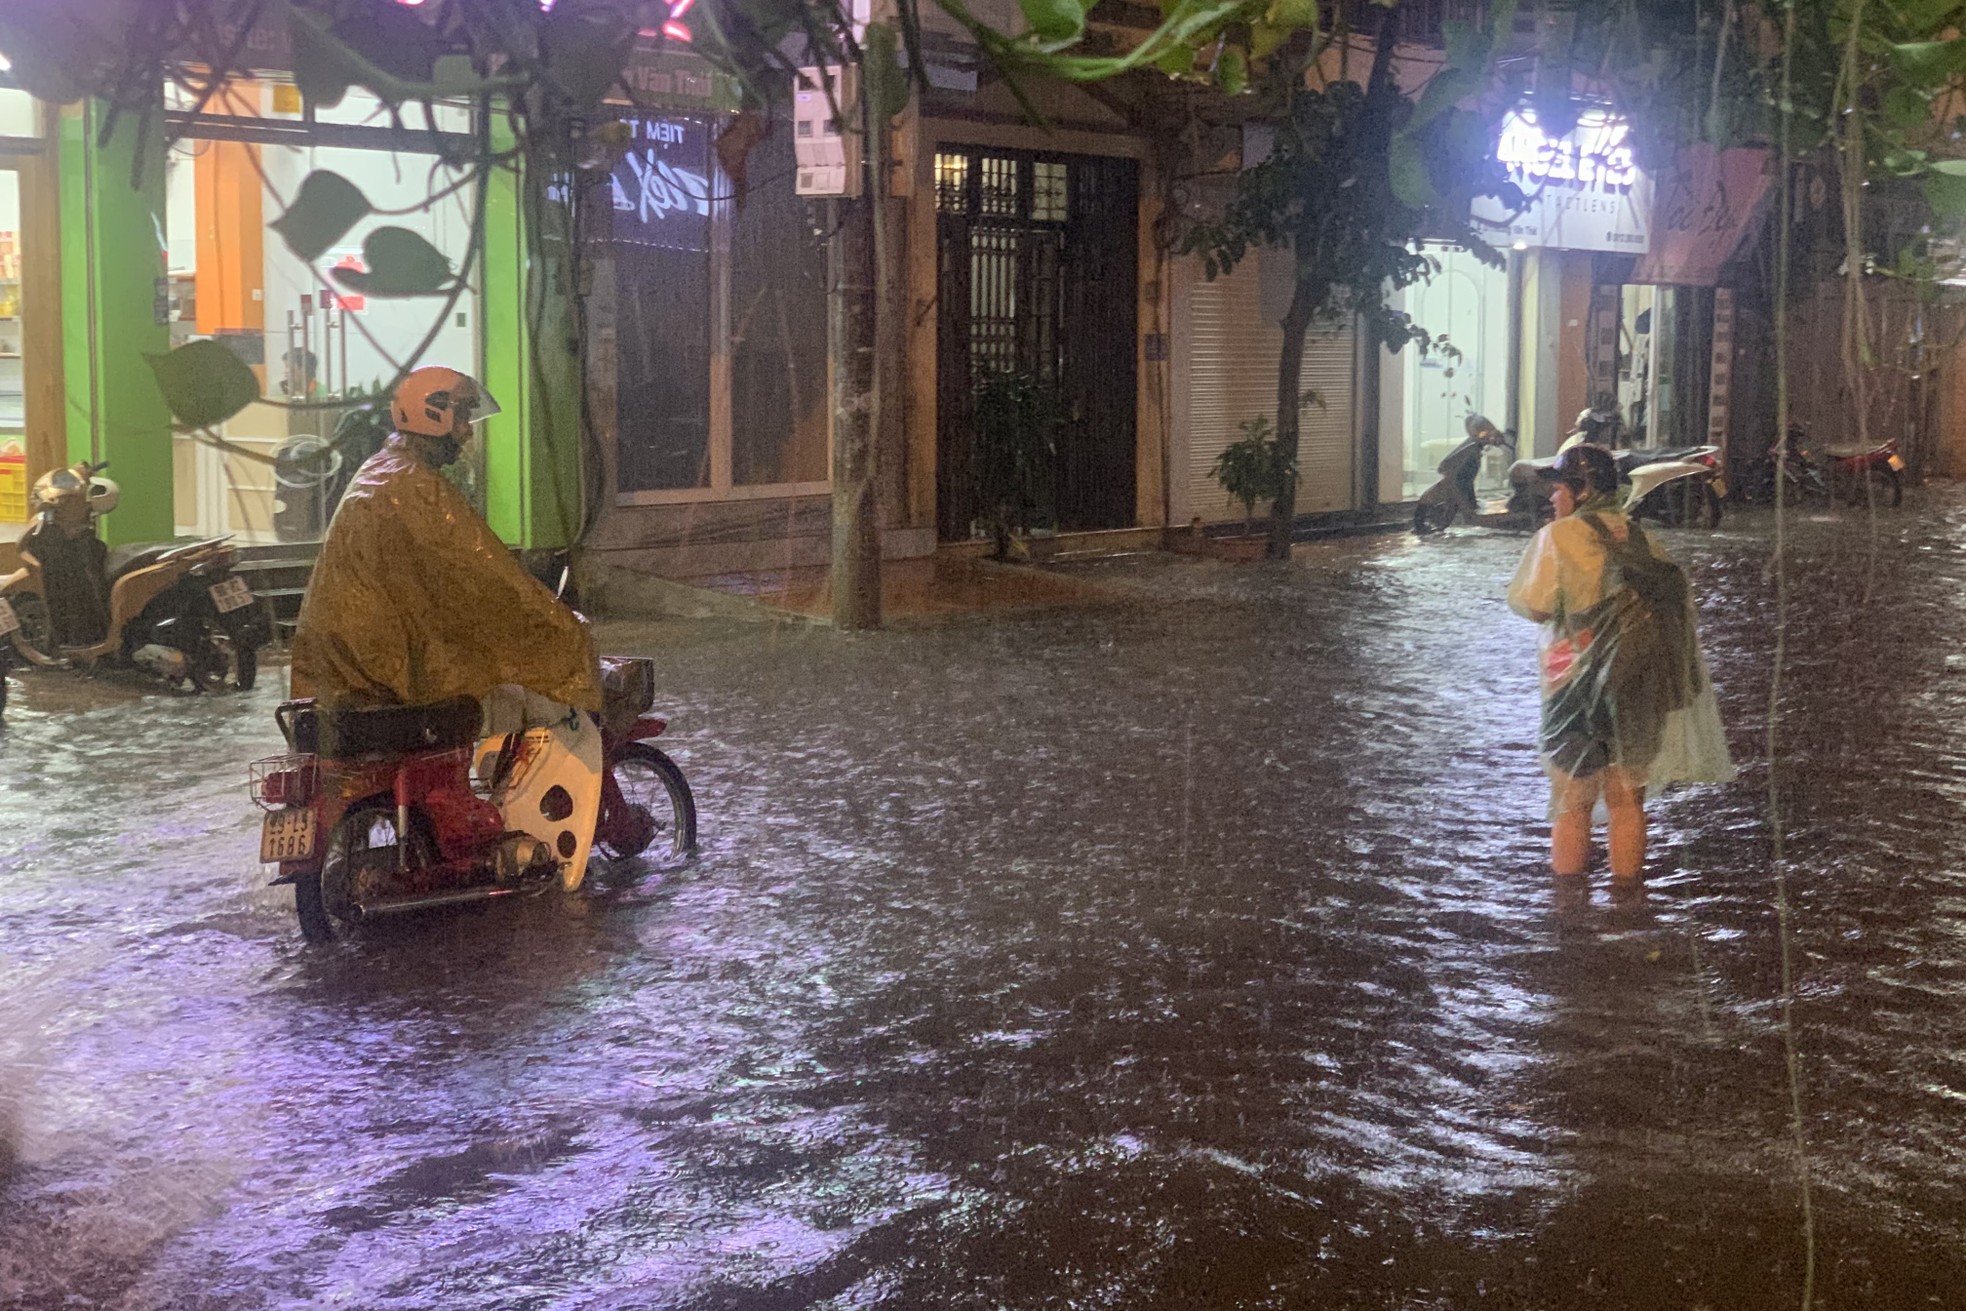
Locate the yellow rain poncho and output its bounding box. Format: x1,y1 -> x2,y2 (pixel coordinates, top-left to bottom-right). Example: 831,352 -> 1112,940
1507,505 -> 1733,797
290,435 -> 602,712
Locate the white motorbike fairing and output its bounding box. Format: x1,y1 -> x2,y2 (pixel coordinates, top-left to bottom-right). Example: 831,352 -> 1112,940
477,712 -> 604,891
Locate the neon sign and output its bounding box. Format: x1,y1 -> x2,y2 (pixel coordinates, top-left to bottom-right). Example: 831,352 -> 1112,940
410,0 -> 696,45
611,117 -> 712,250
1496,110 -> 1638,193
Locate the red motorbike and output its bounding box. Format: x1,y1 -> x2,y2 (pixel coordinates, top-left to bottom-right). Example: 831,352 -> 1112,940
250,657 -> 697,942
1769,424 -> 1906,507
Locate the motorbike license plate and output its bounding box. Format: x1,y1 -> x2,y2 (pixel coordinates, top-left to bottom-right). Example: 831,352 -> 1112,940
1888,454 -> 1907,472
261,808 -> 317,863
1711,475 -> 1728,498
0,599 -> 18,637
210,577 -> 255,614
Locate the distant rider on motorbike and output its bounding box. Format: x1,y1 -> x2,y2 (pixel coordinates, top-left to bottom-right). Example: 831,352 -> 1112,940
288,367 -> 603,725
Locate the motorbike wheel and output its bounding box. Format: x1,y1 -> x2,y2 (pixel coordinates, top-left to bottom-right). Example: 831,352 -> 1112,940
1412,499 -> 1457,535
600,743 -> 698,869
6,594 -> 57,666
1847,466 -> 1904,508
296,803 -> 429,943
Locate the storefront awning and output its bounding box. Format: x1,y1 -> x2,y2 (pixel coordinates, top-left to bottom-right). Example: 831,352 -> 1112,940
1628,144 -> 1771,286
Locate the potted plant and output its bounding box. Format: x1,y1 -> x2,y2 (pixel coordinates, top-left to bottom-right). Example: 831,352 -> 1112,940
1207,415 -> 1297,555
971,367 -> 1060,561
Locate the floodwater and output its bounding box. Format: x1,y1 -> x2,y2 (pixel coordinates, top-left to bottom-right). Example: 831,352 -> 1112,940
3,496 -> 1964,1309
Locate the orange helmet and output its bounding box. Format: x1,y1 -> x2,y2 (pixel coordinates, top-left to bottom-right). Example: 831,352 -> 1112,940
391,366 -> 501,438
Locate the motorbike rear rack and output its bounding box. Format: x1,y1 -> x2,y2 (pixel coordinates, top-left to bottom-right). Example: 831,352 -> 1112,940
249,753 -> 318,811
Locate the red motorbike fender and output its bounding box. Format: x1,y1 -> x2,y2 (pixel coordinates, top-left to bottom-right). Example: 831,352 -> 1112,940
624,717 -> 668,742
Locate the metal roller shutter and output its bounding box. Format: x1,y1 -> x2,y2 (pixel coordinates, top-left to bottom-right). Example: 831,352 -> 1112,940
1179,252 -> 1356,524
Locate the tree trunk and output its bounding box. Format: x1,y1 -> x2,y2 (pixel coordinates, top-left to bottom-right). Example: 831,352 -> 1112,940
1267,282 -> 1316,560
829,84 -> 883,630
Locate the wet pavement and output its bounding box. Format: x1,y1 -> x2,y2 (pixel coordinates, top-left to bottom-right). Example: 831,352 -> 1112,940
3,494 -> 1965,1310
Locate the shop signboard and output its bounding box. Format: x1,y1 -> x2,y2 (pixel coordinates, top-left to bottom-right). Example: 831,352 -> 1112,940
1629,145 -> 1770,285
1474,109 -> 1652,254
610,117 -> 713,252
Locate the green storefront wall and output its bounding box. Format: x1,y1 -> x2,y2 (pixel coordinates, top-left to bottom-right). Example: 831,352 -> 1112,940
59,101 -> 172,547
54,99 -> 563,551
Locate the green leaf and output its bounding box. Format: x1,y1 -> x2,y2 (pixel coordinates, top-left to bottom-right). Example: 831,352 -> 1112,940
1020,0 -> 1087,45
146,341 -> 261,430
270,171 -> 372,263
1155,43 -> 1196,77
332,227 -> 455,297
1883,85 -> 1934,133
1266,0 -> 1320,29
1249,21 -> 1287,62
1215,47 -> 1249,96
1928,157 -> 1966,176
1925,168 -> 1966,217
542,7 -> 636,109
1389,134 -> 1438,208
1891,40 -> 1965,86
867,22 -> 910,121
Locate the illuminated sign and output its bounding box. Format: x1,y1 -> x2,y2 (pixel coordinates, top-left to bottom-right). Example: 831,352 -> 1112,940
1476,108 -> 1652,254
610,117 -> 712,251
420,0 -> 696,43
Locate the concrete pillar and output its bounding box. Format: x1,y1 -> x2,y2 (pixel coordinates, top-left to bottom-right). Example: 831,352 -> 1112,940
1517,248 -> 1565,457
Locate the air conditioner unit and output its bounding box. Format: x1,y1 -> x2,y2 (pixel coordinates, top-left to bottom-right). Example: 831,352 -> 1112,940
793,65 -> 862,197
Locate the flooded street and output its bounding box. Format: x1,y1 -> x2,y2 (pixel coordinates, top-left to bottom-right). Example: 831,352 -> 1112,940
4,496 -> 1965,1310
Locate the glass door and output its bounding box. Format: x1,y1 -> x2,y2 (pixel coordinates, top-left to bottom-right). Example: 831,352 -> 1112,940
0,82 -> 42,534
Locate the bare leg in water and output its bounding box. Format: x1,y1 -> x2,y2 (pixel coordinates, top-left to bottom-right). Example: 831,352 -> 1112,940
1550,766 -> 1648,881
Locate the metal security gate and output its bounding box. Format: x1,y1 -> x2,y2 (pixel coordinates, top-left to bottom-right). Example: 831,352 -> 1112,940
935,149 -> 1138,540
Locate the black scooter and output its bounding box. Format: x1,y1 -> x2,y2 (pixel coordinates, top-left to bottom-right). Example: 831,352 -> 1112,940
1413,416 -> 1519,534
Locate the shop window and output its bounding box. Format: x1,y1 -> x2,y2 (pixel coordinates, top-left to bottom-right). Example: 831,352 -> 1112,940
0,87 -> 36,139
935,152 -> 968,211
0,171 -> 22,521
980,156 -> 1019,216
612,115 -> 714,492
611,112 -> 828,501
165,83 -> 483,542
730,124 -> 827,486
1031,161 -> 1068,223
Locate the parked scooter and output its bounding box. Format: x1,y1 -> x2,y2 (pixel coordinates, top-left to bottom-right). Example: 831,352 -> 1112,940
1503,407 -> 1727,529
252,656 -> 698,942
1759,423 -> 1905,507
1412,416 -> 1519,534
0,461 -> 269,691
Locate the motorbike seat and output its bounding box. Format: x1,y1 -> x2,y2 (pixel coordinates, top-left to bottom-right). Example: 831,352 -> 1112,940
317,696 -> 483,759
1822,443 -> 1884,460
104,543 -> 176,583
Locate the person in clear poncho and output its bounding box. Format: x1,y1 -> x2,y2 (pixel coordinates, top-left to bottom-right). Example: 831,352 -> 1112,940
289,366 -> 603,725
1506,444 -> 1734,882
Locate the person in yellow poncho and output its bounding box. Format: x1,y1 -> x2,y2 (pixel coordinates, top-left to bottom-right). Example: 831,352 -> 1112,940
289,366 -> 602,717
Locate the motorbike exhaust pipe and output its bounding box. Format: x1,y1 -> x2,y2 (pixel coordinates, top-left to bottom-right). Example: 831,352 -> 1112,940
352,885 -> 522,919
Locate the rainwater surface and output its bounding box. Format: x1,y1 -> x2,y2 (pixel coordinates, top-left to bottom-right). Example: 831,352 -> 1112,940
2,497 -> 1963,1309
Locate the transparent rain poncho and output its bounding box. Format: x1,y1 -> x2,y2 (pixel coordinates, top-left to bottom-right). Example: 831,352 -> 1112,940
1507,506 -> 1734,801
289,434 -> 602,713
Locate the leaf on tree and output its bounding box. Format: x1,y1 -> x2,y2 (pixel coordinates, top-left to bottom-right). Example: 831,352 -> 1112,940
332,227 -> 455,297
542,7 -> 636,109
1389,135 -> 1438,209
271,171 -> 373,263
146,340 -> 261,430
1020,0 -> 1087,46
